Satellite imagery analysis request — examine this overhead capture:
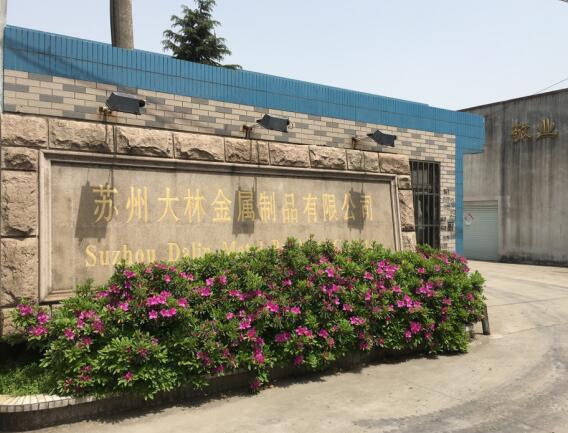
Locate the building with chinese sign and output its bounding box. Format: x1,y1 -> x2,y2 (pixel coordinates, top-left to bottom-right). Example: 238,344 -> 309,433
0,26 -> 484,332
463,89 -> 567,265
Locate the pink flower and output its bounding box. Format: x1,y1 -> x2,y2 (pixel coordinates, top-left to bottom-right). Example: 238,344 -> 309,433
442,297 -> 452,306
350,316 -> 366,326
410,321 -> 422,334
239,317 -> 252,330
95,291 -> 108,300
293,355 -> 304,366
178,298 -> 188,308
160,308 -> 177,318
80,337 -> 93,347
392,286 -> 402,293
289,306 -> 301,315
342,304 -> 353,312
253,349 -> 265,364
404,330 -> 412,341
250,378 -> 261,391
205,277 -> 215,287
229,290 -> 245,301
118,301 -> 129,312
363,271 -> 374,281
318,329 -> 329,338
282,279 -> 292,287
295,326 -> 313,337
63,328 -> 75,341
37,311 -> 50,325
123,270 -> 136,279
325,268 -> 335,278
180,272 -> 194,281
466,293 -> 475,302
275,331 -> 291,343
163,274 -> 171,284
137,347 -> 149,359
218,275 -> 228,285
226,312 -> 235,320
124,371 -> 133,382
417,267 -> 426,274
28,325 -> 48,337
148,310 -> 158,320
17,304 -> 33,316
199,287 -> 212,297
265,301 -> 279,313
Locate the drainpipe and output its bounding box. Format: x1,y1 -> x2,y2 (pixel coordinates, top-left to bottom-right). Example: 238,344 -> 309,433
0,0 -> 7,113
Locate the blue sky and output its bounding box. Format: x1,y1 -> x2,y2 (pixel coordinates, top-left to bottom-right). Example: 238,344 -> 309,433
7,0 -> 568,110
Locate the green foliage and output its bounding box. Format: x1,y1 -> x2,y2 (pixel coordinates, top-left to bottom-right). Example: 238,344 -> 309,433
11,240 -> 485,399
0,361 -> 53,396
162,0 -> 241,69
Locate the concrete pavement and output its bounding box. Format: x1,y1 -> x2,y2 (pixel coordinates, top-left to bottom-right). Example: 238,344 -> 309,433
35,261 -> 568,433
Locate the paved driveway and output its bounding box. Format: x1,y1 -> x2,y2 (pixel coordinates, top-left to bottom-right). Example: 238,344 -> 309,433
37,261 -> 568,433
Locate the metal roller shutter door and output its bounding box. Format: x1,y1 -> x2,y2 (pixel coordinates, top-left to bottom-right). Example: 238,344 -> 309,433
463,202 -> 498,261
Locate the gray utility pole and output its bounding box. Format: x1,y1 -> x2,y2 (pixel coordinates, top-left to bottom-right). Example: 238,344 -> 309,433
110,0 -> 134,49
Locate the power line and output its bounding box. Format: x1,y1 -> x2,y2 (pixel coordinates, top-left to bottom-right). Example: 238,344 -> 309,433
535,76 -> 568,94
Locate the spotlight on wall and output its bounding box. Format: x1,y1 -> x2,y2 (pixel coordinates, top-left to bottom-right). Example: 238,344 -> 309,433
99,92 -> 146,115
352,129 -> 397,149
243,114 -> 291,138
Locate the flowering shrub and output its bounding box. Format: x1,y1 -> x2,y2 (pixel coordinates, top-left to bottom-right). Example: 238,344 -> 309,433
13,239 -> 485,399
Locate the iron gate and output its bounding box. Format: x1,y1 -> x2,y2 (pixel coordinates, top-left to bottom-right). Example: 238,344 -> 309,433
410,160 -> 440,248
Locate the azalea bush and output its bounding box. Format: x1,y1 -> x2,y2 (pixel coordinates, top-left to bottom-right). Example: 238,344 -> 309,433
12,239 -> 485,399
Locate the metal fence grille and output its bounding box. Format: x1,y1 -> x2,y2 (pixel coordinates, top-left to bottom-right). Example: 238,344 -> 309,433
410,160 -> 440,249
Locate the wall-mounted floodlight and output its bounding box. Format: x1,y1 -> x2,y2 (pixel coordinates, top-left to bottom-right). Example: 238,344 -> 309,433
99,92 -> 146,115
243,114 -> 291,138
352,129 -> 397,148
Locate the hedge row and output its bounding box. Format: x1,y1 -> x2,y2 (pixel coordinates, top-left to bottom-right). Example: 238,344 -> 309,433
13,239 -> 485,398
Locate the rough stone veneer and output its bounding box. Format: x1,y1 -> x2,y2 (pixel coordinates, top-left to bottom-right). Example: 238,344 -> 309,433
2,69 -> 457,247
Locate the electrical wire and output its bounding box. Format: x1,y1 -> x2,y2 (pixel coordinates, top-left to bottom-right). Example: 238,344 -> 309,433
534,76 -> 568,94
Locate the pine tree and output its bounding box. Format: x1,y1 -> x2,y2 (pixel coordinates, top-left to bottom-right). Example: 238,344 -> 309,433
162,1 -> 241,69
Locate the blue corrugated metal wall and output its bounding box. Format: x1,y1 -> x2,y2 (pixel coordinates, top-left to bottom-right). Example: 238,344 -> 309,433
2,25 -> 485,253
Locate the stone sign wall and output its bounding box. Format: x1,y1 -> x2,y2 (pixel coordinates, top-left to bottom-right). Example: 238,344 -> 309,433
0,114 -> 415,334
43,154 -> 401,299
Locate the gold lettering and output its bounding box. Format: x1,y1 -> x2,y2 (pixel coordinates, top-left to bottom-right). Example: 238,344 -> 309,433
184,189 -> 207,223
146,249 -> 156,263
85,245 -> 97,267
126,187 -> 148,223
168,242 -> 180,262
258,192 -> 277,223
303,194 -> 318,223
121,244 -> 133,263
237,191 -> 255,222
511,123 -> 531,143
99,250 -> 110,266
342,192 -> 356,221
282,193 -> 298,223
134,249 -> 145,263
361,194 -> 373,221
211,189 -> 232,222
111,250 -> 121,266
222,240 -> 237,252
322,193 -> 338,222
92,184 -> 118,223
157,187 -> 180,222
